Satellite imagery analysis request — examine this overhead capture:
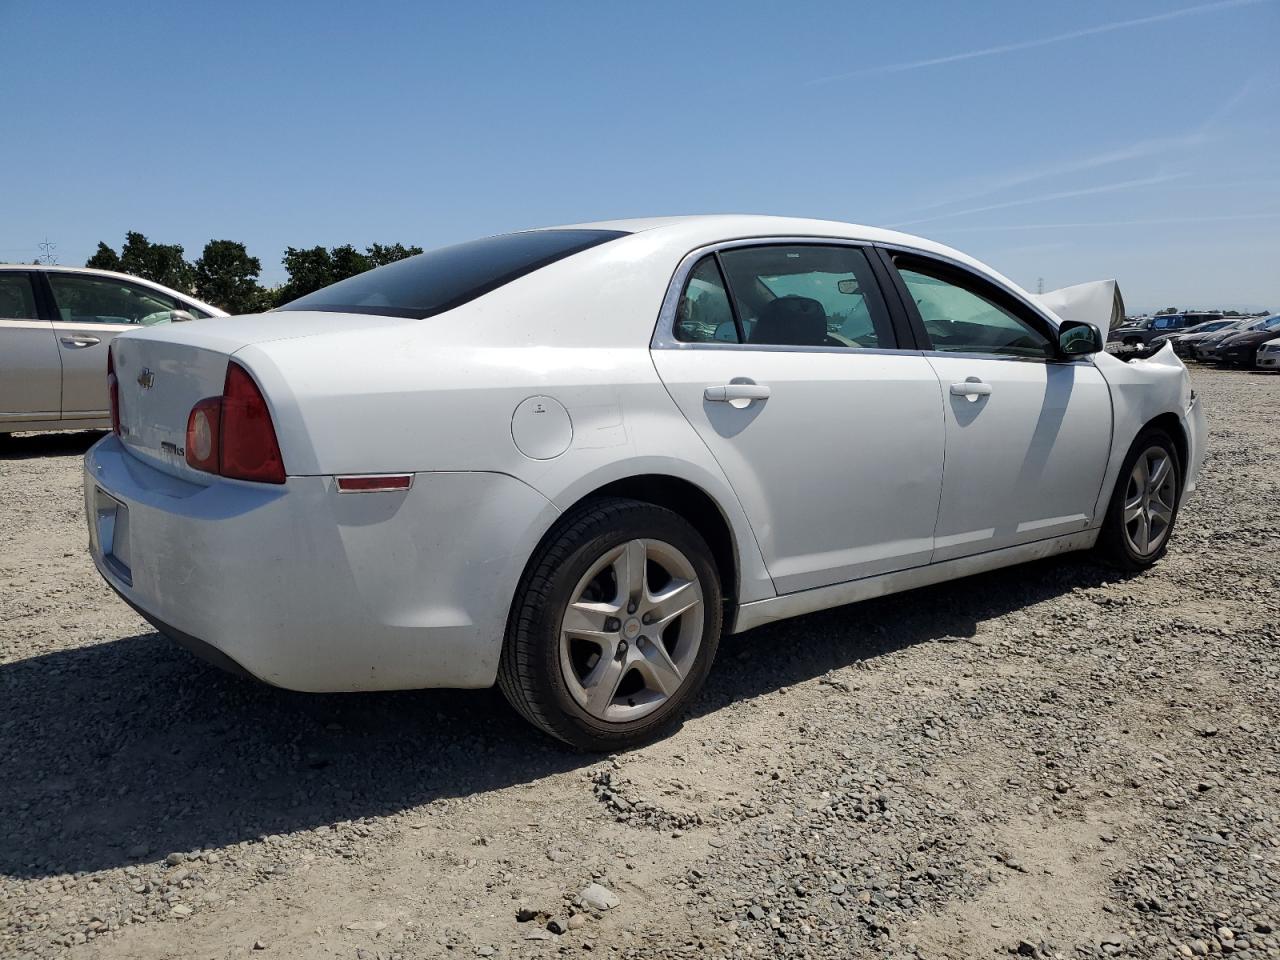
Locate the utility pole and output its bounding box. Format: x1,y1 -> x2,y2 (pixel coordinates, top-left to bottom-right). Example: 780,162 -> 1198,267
36,238 -> 58,265
1036,277 -> 1044,295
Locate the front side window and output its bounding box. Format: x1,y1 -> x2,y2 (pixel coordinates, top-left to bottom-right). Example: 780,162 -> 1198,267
0,273 -> 39,320
716,245 -> 894,348
895,258 -> 1053,359
48,274 -> 180,325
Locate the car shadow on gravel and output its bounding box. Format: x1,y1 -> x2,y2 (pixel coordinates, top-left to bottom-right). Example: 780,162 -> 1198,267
0,555 -> 1130,879
0,430 -> 105,460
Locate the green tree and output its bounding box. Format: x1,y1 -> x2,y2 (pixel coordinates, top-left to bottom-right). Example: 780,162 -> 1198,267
329,244 -> 372,281
366,242 -> 423,267
88,232 -> 194,290
1157,306 -> 1179,315
85,242 -> 122,272
193,240 -> 263,314
277,245 -> 336,303
276,241 -> 422,305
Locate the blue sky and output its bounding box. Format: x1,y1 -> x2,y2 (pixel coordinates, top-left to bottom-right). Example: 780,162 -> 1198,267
2,0 -> 1277,312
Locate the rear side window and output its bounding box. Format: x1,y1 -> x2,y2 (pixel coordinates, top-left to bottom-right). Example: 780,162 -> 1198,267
716,245 -> 894,348
278,229 -> 629,319
0,273 -> 39,320
675,256 -> 737,343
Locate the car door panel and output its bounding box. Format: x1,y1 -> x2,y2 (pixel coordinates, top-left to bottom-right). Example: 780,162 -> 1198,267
52,319 -> 130,417
884,251 -> 1113,562
44,272 -> 182,417
925,355 -> 1112,561
653,349 -> 944,594
0,272 -> 61,422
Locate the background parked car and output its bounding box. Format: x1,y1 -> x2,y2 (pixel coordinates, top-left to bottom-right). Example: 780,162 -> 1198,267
1106,311 -> 1221,356
1150,318 -> 1241,359
1195,315 -> 1275,363
1257,337 -> 1280,370
0,265 -> 224,435
1217,315 -> 1280,367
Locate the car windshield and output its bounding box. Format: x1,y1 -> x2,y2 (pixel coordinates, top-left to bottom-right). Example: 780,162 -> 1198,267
278,229 -> 629,319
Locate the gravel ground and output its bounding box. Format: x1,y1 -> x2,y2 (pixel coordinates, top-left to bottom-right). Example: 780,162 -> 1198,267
1,366 -> 1277,960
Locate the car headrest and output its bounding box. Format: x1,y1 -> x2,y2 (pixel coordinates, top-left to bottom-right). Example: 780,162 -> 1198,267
751,296 -> 827,346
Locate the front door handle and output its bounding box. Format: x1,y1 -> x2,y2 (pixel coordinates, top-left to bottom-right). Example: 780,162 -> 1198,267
949,379 -> 992,402
60,336 -> 101,348
704,383 -> 771,402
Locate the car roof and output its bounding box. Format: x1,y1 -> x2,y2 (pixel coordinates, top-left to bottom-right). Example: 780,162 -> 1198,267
0,263 -> 226,316
549,214 -> 1034,298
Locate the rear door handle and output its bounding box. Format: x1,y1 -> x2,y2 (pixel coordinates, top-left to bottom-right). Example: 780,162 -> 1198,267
704,383 -> 771,402
949,379 -> 992,401
60,336 -> 101,348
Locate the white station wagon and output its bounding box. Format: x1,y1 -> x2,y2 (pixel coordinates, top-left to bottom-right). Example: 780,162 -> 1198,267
0,265 -> 223,435
86,216 -> 1206,749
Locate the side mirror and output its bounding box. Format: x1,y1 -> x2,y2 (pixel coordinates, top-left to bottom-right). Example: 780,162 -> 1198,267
1058,320 -> 1103,356
170,310 -> 197,323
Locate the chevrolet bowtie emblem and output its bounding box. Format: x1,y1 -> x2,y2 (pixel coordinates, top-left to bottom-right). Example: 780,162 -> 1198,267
137,368 -> 155,390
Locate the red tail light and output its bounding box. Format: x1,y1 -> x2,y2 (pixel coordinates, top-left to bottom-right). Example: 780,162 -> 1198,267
107,348 -> 121,436
184,362 -> 285,484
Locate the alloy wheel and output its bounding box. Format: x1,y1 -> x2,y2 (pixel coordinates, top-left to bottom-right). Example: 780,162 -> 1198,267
1122,445 -> 1177,557
558,538 -> 704,723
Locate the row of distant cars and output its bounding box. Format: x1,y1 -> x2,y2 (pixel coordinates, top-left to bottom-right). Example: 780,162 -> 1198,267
1105,311 -> 1280,369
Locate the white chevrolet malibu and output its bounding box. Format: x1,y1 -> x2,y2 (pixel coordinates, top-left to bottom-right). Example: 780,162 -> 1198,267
86,216 -> 1206,749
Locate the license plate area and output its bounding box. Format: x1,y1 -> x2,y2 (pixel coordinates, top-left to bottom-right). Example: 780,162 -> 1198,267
93,487 -> 133,586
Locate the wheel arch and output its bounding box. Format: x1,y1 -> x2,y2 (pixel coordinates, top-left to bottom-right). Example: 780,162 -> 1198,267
580,474 -> 740,606
1142,411 -> 1190,483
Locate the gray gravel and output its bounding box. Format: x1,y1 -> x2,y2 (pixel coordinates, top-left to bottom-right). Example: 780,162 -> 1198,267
1,366 -> 1276,960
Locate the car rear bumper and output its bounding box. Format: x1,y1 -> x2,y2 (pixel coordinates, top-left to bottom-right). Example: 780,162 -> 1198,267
84,434 -> 560,692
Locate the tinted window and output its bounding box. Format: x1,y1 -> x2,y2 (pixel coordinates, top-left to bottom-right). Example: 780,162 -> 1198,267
895,258 -> 1053,359
716,245 -> 894,348
278,229 -> 629,319
48,274 -> 180,325
0,273 -> 39,320
675,256 -> 737,343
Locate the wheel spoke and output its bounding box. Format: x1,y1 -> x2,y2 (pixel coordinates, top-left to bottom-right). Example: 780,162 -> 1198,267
636,639 -> 683,696
1123,497 -> 1144,524
583,655 -> 626,714
562,601 -> 618,641
645,579 -> 700,627
611,539 -> 648,607
1148,455 -> 1171,492
1149,499 -> 1173,526
1134,511 -> 1150,554
1131,456 -> 1150,492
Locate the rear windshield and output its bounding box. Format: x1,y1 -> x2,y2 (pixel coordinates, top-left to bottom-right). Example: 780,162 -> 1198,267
278,229 -> 629,319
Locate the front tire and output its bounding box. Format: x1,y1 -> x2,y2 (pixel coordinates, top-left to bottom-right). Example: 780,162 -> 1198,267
498,497 -> 723,751
1096,428 -> 1182,571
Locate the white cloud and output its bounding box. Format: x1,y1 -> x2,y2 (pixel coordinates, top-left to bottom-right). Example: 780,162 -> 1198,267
807,0 -> 1271,84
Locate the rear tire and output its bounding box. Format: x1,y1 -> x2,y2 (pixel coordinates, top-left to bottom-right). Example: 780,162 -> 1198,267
498,497 -> 723,751
1096,428 -> 1182,571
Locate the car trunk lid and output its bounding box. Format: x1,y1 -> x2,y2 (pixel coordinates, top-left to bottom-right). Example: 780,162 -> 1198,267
110,311 -> 415,481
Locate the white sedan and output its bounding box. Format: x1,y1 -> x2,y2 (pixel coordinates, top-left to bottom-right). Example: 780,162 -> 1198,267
85,216 -> 1206,749
1258,337 -> 1280,370
0,265 -> 224,435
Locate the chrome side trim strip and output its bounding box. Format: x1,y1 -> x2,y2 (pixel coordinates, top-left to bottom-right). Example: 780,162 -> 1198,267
730,530 -> 1098,634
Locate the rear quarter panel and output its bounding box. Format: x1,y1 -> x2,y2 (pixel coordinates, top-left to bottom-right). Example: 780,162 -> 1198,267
237,237 -> 776,605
